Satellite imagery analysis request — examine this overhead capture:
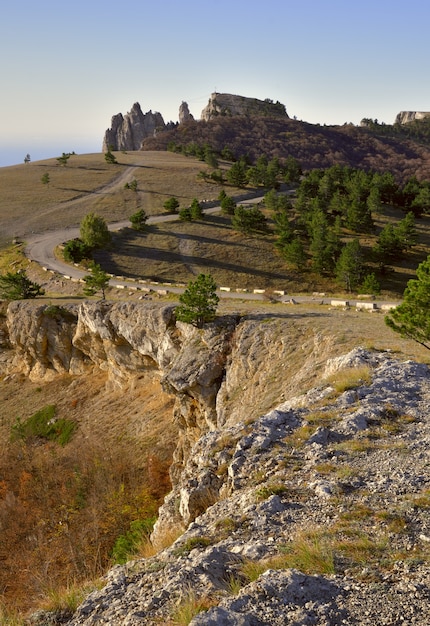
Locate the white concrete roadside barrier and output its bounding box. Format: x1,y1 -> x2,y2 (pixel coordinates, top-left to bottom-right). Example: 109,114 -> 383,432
220,287 -> 231,292
356,302 -> 376,310
330,300 -> 349,307
253,289 -> 265,294
380,303 -> 398,311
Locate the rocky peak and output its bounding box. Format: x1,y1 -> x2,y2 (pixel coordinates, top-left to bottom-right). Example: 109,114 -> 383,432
102,102 -> 165,151
178,100 -> 194,123
395,110 -> 430,124
200,92 -> 288,121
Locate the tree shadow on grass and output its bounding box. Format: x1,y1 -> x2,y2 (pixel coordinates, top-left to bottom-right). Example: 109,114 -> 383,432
97,242 -> 291,284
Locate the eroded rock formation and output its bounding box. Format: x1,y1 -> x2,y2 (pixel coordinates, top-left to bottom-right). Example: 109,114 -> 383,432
395,111 -> 430,124
102,102 -> 165,151
178,100 -> 194,123
3,302 -> 430,625
200,92 -> 288,121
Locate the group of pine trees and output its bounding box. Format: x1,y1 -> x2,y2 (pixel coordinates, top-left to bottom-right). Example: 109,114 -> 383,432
261,164 -> 423,292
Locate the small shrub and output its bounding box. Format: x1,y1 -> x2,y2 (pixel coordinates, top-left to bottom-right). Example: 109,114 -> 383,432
172,536 -> 212,557
63,238 -> 91,263
255,482 -> 288,501
111,517 -> 156,564
11,405 -> 76,446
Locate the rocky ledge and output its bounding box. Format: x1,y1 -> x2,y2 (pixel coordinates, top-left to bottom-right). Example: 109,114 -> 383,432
46,345 -> 430,624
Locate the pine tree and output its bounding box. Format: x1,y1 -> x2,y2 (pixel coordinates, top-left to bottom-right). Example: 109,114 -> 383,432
0,271 -> 45,300
83,262 -> 110,300
335,239 -> 365,292
80,213 -> 111,249
385,256 -> 430,350
175,274 -> 219,328
190,198 -> 203,220
129,209 -> 148,231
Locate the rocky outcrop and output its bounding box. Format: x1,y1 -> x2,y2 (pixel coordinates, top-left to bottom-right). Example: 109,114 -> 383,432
200,92 -> 288,121
395,111 -> 430,124
5,303 -> 430,624
178,101 -> 194,123
61,346 -> 430,625
102,102 -> 165,151
3,300 -> 239,484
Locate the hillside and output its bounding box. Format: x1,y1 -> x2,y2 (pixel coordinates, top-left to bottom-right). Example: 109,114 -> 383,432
1,150 -> 430,300
0,122 -> 430,622
142,116 -> 430,182
0,300 -> 429,624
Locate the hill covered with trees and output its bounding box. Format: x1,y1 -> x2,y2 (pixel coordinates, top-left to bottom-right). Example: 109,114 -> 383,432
142,116 -> 430,182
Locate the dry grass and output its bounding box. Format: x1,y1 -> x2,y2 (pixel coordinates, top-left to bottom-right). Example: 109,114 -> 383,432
96,214 -> 308,291
327,365 -> 373,393
0,151 -> 228,241
168,588 -> 217,625
3,150 -> 430,297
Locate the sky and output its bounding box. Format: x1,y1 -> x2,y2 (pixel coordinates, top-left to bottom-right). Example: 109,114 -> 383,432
1,0 -> 430,167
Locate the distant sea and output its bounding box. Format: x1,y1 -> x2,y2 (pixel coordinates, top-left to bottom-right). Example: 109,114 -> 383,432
0,143 -> 100,168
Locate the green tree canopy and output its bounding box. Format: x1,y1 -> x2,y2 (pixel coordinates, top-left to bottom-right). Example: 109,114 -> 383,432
190,198 -> 203,220
335,238 -> 365,292
57,152 -> 71,166
163,197 -> 180,213
80,213 -> 112,249
0,271 -> 45,300
175,274 -> 219,328
226,159 -> 248,187
104,149 -> 117,164
220,193 -> 237,216
231,205 -> 268,235
63,238 -> 91,263
83,262 -> 110,300
385,255 -> 430,350
129,208 -> 148,231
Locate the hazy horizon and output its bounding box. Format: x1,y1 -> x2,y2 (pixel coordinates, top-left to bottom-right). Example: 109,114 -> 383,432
1,0 -> 430,169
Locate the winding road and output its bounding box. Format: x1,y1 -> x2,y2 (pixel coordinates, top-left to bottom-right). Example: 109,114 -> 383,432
24,167 -> 399,308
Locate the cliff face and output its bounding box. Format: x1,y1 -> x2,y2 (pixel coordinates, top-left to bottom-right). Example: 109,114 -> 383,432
200,92 -> 288,121
4,302 -> 430,625
395,110 -> 430,124
102,102 -> 165,151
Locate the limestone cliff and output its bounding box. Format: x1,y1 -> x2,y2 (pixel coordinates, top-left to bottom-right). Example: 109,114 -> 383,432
200,92 -> 288,121
395,110 -> 430,124
102,102 -> 165,151
3,301 -> 430,625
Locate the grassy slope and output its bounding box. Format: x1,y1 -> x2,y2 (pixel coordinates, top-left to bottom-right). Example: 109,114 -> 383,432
1,144 -> 430,617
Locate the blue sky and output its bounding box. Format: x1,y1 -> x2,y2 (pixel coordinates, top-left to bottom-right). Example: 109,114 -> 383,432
1,0 -> 429,167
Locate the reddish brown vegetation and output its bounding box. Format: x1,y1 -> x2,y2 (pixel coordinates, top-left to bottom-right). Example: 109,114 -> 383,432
142,117 -> 430,182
